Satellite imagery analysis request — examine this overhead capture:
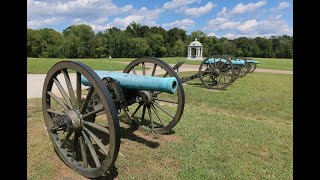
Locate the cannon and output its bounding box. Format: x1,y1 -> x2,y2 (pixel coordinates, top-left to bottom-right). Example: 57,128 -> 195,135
42,57 -> 185,178
172,55 -> 260,89
172,55 -> 239,89
246,59 -> 260,73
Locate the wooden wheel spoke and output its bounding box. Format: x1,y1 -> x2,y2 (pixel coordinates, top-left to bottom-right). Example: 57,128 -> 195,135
131,103 -> 142,117
153,102 -> 174,118
141,106 -> 146,124
153,98 -> 178,104
153,91 -> 163,96
80,87 -> 95,113
131,68 -> 137,75
162,72 -> 169,77
76,72 -> 82,108
209,63 -> 215,70
150,104 -> 164,126
47,91 -> 69,111
142,62 -> 146,75
47,109 -> 65,116
83,121 -> 109,134
82,126 -> 109,155
53,78 -> 73,109
60,131 -> 73,148
82,104 -> 104,119
151,64 -> 157,76
71,132 -> 80,162
79,136 -> 88,168
62,69 -> 77,107
147,106 -> 154,129
81,131 -> 101,168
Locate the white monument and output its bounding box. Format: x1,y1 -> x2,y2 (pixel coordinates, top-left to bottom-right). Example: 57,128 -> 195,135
187,38 -> 203,60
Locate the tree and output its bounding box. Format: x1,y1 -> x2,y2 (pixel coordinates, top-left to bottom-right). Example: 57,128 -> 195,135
62,24 -> 96,57
27,29 -> 41,57
127,38 -> 150,58
126,22 -> 141,37
146,33 -> 166,57
254,37 -> 273,57
37,28 -> 63,57
189,30 -> 206,41
27,24 -> 292,59
172,39 -> 185,57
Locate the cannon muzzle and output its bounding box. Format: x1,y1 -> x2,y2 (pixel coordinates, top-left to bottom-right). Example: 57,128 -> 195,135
81,70 -> 178,94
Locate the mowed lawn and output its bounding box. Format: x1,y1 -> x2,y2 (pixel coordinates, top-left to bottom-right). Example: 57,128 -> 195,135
27,71 -> 293,179
27,57 -> 292,74
27,58 -> 130,74
252,58 -> 292,71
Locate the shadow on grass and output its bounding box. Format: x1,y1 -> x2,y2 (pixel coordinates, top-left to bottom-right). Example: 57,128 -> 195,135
118,115 -> 176,149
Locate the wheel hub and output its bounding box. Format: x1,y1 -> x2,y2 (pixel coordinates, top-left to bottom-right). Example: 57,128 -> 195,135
65,110 -> 82,130
140,91 -> 153,105
213,69 -> 220,75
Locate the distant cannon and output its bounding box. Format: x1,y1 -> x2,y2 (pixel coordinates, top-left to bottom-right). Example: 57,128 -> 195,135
172,55 -> 259,89
42,57 -> 185,178
246,59 -> 260,73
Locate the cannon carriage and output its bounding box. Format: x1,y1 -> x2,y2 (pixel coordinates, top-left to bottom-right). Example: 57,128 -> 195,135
172,55 -> 259,89
172,55 -> 260,89
42,57 -> 185,178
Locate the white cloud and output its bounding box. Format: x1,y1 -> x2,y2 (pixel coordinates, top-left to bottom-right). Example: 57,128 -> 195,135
27,0 -> 162,30
218,0 -> 267,17
204,16 -> 292,38
205,18 -> 240,31
184,2 -> 216,17
207,32 -> 216,37
221,33 -> 241,39
270,2 -> 290,11
94,17 -> 109,24
27,0 -> 134,22
162,19 -> 195,29
111,15 -> 145,28
237,19 -> 257,32
72,18 -> 111,32
27,17 -> 63,28
130,7 -> 163,20
163,0 -> 199,10
221,32 -> 287,39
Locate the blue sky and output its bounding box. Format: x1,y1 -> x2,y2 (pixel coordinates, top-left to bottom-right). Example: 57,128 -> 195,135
27,0 -> 293,39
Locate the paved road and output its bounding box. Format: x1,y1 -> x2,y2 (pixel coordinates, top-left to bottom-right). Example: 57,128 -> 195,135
27,65 -> 292,99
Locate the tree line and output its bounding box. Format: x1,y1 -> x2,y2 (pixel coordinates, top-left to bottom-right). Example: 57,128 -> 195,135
27,22 -> 293,59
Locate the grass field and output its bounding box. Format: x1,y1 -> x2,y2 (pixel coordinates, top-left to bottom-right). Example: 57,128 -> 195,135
27,57 -> 292,74
27,58 -> 130,74
27,71 -> 293,179
251,58 -> 292,71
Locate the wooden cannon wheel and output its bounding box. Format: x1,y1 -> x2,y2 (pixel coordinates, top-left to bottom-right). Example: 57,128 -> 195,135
224,55 -> 240,83
231,65 -> 241,83
123,57 -> 185,134
42,61 -> 121,178
249,62 -> 257,73
198,55 -> 235,89
237,57 -> 250,78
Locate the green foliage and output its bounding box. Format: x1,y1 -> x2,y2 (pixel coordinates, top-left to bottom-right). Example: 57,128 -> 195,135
27,23 -> 293,59
173,39 -> 185,57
